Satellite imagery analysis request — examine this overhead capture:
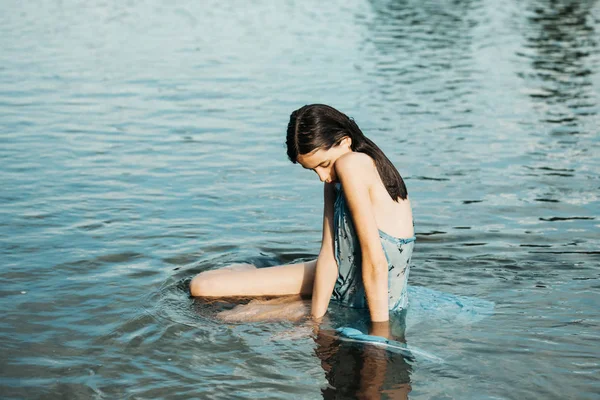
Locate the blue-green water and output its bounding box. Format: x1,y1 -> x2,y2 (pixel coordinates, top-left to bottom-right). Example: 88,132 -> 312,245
1,0 -> 599,398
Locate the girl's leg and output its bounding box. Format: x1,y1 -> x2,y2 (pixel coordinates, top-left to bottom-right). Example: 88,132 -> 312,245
218,295 -> 311,322
189,259 -> 317,297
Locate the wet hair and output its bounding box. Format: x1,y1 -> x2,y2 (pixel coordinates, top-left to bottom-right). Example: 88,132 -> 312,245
286,104 -> 408,201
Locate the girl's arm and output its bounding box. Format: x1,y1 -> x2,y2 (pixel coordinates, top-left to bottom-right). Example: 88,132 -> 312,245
311,183 -> 338,320
335,153 -> 390,322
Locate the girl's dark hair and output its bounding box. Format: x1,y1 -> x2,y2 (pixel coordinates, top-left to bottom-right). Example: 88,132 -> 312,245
286,104 -> 408,201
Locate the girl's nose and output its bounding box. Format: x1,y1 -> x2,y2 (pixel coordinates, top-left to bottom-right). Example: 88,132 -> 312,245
315,168 -> 328,182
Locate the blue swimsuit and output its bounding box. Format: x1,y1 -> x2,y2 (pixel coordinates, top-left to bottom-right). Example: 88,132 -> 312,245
331,183 -> 415,312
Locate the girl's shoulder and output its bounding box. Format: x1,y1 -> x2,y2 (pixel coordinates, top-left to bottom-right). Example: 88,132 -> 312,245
335,152 -> 377,181
336,151 -> 375,169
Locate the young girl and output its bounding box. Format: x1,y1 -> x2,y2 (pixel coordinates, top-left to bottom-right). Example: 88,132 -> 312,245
190,104 -> 415,325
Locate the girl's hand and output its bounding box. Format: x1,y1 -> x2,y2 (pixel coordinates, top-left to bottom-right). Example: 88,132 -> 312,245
368,320 -> 391,339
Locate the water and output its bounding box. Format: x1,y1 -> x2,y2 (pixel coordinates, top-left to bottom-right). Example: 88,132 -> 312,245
1,0 -> 599,398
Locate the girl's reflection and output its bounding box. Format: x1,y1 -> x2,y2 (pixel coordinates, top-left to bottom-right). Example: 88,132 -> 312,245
199,294 -> 413,399
314,314 -> 412,399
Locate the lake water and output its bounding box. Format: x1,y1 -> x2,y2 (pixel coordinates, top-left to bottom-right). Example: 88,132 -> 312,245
1,0 -> 599,398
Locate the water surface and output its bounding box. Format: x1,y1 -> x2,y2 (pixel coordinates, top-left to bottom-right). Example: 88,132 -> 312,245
1,0 -> 599,398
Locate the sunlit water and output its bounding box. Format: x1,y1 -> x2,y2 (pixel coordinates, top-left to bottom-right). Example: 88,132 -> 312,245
1,0 -> 599,399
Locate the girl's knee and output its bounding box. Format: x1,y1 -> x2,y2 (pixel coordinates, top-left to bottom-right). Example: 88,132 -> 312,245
189,272 -> 215,297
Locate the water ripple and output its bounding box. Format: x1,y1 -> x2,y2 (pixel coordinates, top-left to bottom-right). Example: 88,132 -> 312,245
1,0 -> 599,398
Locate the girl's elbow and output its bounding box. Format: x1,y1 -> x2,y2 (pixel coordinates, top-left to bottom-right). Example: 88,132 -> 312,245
362,261 -> 388,283
318,248 -> 336,264
317,252 -> 338,275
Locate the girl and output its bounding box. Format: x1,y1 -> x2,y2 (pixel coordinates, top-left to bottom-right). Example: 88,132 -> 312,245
190,104 -> 415,325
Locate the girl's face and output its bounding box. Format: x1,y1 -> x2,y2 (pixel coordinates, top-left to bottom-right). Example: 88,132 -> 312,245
296,137 -> 352,183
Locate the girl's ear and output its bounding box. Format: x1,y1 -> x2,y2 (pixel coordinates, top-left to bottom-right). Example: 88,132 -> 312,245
341,136 -> 352,149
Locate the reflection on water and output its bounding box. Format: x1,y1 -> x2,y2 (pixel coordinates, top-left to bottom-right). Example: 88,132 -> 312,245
315,331 -> 412,400
1,0 -> 599,398
519,0 -> 598,136
364,0 -> 481,124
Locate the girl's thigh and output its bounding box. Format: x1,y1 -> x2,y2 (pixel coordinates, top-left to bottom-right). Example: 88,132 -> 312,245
190,259 -> 317,297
